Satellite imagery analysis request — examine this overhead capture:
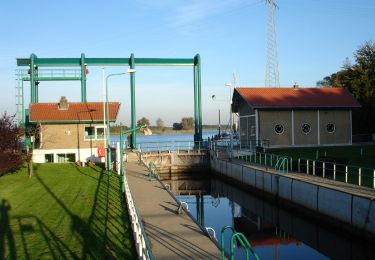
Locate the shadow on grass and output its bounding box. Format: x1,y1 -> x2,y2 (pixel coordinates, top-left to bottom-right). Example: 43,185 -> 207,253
1,165 -> 136,259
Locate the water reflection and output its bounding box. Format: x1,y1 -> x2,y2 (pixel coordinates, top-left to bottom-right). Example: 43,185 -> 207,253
171,176 -> 375,260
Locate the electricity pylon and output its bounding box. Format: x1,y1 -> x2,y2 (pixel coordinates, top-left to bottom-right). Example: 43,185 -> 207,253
265,0 -> 280,88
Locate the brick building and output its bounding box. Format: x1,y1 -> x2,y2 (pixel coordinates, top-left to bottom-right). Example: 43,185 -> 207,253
29,97 -> 120,163
232,86 -> 361,148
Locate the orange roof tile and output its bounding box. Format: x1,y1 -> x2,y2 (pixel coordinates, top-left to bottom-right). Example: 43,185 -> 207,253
29,102 -> 120,122
235,87 -> 361,109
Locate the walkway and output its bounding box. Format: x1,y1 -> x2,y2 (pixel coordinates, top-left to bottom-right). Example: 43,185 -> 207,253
125,162 -> 222,259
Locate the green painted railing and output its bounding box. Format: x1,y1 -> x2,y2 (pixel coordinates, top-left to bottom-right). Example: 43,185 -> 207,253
221,225 -> 259,260
147,162 -> 160,181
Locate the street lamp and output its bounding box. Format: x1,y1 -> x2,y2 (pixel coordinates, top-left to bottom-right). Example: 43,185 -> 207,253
105,68 -> 136,175
225,82 -> 234,160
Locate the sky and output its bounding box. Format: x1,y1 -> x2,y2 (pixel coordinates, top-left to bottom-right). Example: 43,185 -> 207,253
1,0 -> 374,126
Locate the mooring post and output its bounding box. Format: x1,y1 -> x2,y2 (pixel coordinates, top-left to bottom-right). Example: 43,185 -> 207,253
358,168 -> 362,186
323,162 -> 326,178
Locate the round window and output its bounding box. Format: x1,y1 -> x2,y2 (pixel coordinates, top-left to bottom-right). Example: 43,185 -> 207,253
326,123 -> 335,133
274,124 -> 284,134
301,123 -> 311,134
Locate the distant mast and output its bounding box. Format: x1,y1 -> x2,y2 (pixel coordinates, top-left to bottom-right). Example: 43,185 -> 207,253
265,0 -> 280,88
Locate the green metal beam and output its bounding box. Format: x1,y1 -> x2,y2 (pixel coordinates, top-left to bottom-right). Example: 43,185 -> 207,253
17,57 -> 195,67
80,53 -> 87,102
130,53 -> 136,149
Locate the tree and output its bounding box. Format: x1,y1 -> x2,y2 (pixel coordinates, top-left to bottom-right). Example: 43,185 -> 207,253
137,117 -> 150,126
317,41 -> 375,134
0,113 -> 23,176
156,118 -> 164,129
181,117 -> 194,130
172,123 -> 183,130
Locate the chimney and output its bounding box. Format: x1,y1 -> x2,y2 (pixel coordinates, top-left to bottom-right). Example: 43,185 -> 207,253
58,96 -> 69,110
292,83 -> 299,89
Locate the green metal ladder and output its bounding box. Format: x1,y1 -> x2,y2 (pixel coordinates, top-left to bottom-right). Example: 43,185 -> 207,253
274,156 -> 289,173
221,226 -> 260,260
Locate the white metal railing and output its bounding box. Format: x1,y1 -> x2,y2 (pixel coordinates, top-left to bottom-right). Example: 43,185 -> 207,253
232,150 -> 375,189
137,140 -> 208,152
124,173 -> 154,259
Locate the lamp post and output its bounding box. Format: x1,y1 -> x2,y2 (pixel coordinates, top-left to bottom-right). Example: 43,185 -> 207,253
225,82 -> 233,160
119,124 -> 151,193
105,68 -> 136,175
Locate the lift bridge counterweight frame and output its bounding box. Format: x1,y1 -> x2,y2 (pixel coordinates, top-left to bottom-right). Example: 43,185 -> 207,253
16,53 -> 203,148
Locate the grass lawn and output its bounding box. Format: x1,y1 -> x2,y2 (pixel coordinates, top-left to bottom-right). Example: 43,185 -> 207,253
0,163 -> 136,259
267,144 -> 375,169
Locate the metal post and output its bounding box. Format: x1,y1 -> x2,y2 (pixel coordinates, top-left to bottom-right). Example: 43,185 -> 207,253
106,74 -> 112,175
333,164 -> 336,180
307,160 -> 309,174
290,157 -> 292,171
197,55 -> 203,143
323,162 -> 325,178
373,170 -> 375,189
30,53 -> 36,103
120,124 -> 125,193
358,168 -> 361,186
298,158 -> 300,173
80,53 -> 87,102
313,161 -> 315,176
193,64 -> 199,144
345,166 -> 348,183
130,53 -> 136,149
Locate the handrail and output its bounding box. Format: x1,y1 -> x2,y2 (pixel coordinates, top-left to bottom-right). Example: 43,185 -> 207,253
123,169 -> 154,259
220,225 -> 259,260
275,156 -> 288,173
221,225 -> 235,260
231,232 -> 259,260
148,162 -> 160,181
205,227 -> 217,240
138,140 -> 208,152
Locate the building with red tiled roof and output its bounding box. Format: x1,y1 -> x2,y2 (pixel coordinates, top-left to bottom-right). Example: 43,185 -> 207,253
232,86 -> 361,148
28,96 -> 121,163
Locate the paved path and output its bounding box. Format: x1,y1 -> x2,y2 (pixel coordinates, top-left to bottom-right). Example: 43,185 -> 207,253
125,162 -> 222,260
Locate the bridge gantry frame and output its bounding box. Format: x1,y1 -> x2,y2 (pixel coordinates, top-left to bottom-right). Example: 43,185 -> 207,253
16,53 -> 203,148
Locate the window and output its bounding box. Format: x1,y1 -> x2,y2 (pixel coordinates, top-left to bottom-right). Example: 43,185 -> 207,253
84,126 -> 106,140
84,127 -> 95,140
45,154 -> 54,163
326,123 -> 335,133
96,126 -> 106,140
274,124 -> 284,134
301,123 -> 311,135
57,153 -> 76,163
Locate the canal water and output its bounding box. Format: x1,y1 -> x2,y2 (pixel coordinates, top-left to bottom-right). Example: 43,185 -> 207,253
165,176 -> 375,260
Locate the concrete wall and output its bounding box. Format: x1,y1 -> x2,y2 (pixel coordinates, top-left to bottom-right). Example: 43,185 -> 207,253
40,123 -> 106,150
210,153 -> 375,235
141,150 -> 210,179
